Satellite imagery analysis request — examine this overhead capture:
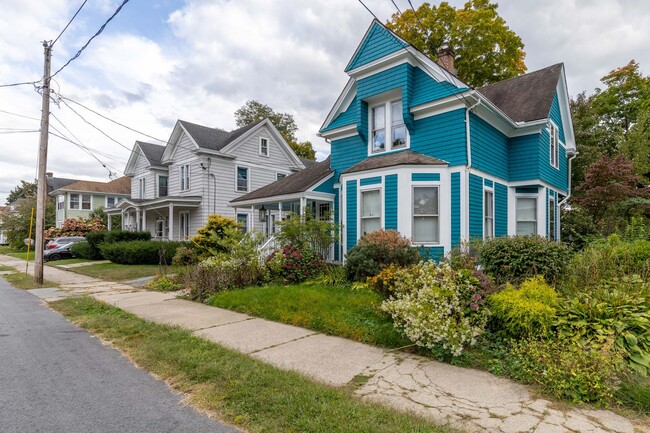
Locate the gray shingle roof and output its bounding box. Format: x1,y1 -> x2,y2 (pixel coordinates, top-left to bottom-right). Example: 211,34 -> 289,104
477,63 -> 563,123
342,150 -> 447,174
232,157 -> 333,203
137,141 -> 165,166
178,119 -> 264,151
300,157 -> 318,167
47,176 -> 80,193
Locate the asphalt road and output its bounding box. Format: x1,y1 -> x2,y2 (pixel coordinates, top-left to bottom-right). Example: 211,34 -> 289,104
0,278 -> 238,433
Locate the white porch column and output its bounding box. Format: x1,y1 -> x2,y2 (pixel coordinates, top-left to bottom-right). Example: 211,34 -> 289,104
250,205 -> 255,232
278,202 -> 282,221
300,197 -> 307,221
142,209 -> 147,235
168,204 -> 174,240
107,214 -> 112,230
136,209 -> 141,231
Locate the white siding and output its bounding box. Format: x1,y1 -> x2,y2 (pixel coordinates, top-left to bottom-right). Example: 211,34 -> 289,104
167,134 -> 205,197
131,150 -> 157,200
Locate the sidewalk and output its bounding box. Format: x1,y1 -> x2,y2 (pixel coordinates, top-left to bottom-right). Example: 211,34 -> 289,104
0,254 -> 644,433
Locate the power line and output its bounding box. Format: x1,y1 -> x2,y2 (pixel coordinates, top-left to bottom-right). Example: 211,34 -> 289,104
50,0 -> 131,80
60,96 -> 167,143
52,0 -> 88,46
406,0 -> 426,33
390,0 -> 403,14
0,109 -> 40,121
0,80 -> 40,89
0,130 -> 40,134
49,129 -> 121,177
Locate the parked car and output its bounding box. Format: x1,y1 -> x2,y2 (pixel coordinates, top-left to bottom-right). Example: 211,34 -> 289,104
43,239 -> 84,262
45,236 -> 85,250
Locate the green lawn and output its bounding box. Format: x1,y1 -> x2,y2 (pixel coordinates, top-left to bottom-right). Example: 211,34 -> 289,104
208,282 -> 411,348
2,272 -> 60,290
47,258 -> 94,266
51,297 -> 458,433
4,251 -> 35,261
69,263 -> 170,281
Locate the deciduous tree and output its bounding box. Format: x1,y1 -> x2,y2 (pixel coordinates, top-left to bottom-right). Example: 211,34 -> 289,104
6,180 -> 37,204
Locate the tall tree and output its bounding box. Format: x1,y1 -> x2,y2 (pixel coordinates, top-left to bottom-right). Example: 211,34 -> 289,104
386,0 -> 527,87
3,196 -> 55,250
234,100 -> 316,160
6,180 -> 37,204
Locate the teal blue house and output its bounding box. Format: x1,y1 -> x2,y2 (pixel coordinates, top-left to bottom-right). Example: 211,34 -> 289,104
232,20 -> 576,262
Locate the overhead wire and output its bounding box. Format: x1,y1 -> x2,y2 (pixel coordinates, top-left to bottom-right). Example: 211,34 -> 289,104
52,0 -> 88,47
0,109 -> 40,121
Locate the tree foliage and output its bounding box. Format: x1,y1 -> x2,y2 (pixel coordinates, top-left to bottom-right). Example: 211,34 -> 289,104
386,0 -> 527,87
234,100 -> 316,160
3,196 -> 55,250
6,180 -> 37,204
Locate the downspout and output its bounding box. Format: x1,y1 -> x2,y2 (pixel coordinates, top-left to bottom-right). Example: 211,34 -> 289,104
559,152 -> 578,206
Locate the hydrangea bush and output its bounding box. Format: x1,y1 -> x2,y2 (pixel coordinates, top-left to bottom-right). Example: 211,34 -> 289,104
381,261 -> 490,356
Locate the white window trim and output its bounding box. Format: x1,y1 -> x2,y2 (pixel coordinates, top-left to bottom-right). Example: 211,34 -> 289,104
69,193 -> 80,210
411,184 -> 440,245
157,174 -> 168,198
483,187 -> 494,239
105,196 -> 115,208
259,137 -> 269,157
235,165 -> 249,192
180,164 -> 191,192
358,186 -> 383,240
80,194 -> 92,210
368,99 -> 409,156
515,195 -> 539,236
57,194 -> 65,211
549,121 -> 559,170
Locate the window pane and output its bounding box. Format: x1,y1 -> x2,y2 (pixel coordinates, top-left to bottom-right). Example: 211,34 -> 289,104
373,105 -> 385,129
361,217 -> 381,235
372,129 -> 385,152
484,191 -> 493,218
362,190 -> 381,217
391,100 -> 403,125
516,221 -> 537,236
413,216 -> 439,242
516,198 -> 537,221
392,125 -> 406,148
237,213 -> 248,233
413,187 -> 438,215
237,167 -> 248,191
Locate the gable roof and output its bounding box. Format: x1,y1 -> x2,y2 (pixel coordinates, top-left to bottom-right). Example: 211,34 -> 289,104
345,20 -> 409,72
47,176 -> 80,193
477,63 -> 563,123
137,141 -> 165,166
231,157 -> 332,203
178,119 -> 264,152
342,150 -> 447,174
52,176 -> 131,195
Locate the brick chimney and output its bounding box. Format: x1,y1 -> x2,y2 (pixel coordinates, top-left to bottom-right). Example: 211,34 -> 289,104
436,42 -> 458,76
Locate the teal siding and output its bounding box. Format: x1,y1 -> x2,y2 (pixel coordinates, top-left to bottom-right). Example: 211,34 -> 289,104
411,109 -> 467,166
471,113 -> 509,179
330,135 -> 367,177
346,23 -> 408,72
411,67 -> 467,106
539,127 -> 568,192
469,174 -> 483,239
411,173 -> 440,182
314,174 -> 335,193
418,246 -> 445,262
360,176 -> 381,186
322,95 -> 358,132
357,63 -> 410,100
509,133 -> 540,181
484,179 -> 493,187
516,187 -> 539,194
549,92 -> 565,143
451,172 -> 461,248
346,180 -> 358,252
385,174 -> 398,230
495,182 -> 508,237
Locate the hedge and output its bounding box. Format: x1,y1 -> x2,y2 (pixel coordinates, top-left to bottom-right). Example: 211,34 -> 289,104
99,240 -> 186,265
71,230 -> 152,260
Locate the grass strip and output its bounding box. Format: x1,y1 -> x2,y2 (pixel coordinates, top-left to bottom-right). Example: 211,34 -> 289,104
68,263 -> 165,281
208,283 -> 411,349
3,272 -> 60,290
51,296 -> 459,433
47,258 -> 94,266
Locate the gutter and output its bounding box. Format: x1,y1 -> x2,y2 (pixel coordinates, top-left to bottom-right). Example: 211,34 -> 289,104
559,152 -> 578,206
465,92 -> 481,169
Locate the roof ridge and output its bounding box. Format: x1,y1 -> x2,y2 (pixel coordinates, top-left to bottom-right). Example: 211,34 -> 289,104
479,63 -> 563,90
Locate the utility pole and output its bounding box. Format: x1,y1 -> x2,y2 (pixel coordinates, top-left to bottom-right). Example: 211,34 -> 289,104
34,40 -> 52,284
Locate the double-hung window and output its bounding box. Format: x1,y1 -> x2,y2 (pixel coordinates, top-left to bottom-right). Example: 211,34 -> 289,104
371,99 -> 407,154
179,211 -> 190,239
158,176 -> 168,197
139,178 -> 146,198
484,190 -> 494,238
236,166 -> 249,192
260,138 -> 269,156
412,186 -> 439,243
549,122 -> 559,169
237,213 -> 248,233
81,194 -> 91,210
360,189 -> 381,235
57,195 -> 64,210
180,164 -> 190,191
516,197 -> 537,235
69,194 -> 80,209
106,196 -> 116,208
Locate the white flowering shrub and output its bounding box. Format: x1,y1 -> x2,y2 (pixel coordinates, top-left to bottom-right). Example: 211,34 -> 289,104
381,261 -> 490,356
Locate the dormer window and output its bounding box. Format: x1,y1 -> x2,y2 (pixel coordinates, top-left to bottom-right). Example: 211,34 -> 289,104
371,99 -> 407,154
549,122 -> 559,169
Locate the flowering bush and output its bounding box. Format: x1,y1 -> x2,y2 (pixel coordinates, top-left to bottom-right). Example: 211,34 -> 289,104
267,244 -> 325,283
381,261 -> 490,356
44,217 -> 105,238
367,263 -> 415,297
346,230 -> 421,281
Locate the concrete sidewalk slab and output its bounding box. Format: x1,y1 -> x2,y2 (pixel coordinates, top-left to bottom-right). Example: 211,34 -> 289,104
94,291 -> 176,308
195,318 -> 316,354
123,300 -> 251,331
27,287 -> 71,301
252,333 -> 386,386
56,260 -> 111,269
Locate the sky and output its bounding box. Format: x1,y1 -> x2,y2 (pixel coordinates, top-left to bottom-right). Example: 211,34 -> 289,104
1,0 -> 649,205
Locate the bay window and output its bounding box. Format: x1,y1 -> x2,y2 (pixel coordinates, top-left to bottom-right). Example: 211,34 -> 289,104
360,189 -> 381,235
412,186 -> 439,243
516,197 -> 537,235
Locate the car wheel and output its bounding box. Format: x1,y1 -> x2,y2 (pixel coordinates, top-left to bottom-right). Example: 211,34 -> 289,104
49,254 -> 61,261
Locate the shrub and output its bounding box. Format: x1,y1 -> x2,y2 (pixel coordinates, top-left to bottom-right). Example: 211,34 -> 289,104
367,264 -> 414,298
191,214 -> 240,254
381,261 -> 490,357
345,230 -> 421,281
317,265 -> 348,287
562,235 -> 650,292
275,210 -> 338,252
616,374 -> 650,412
70,241 -> 95,260
44,217 -> 105,238
488,276 -> 558,338
172,245 -> 199,266
477,236 -> 570,285
555,276 -> 650,376
508,338 -> 623,405
103,230 -> 151,243
75,230 -> 152,260
99,240 -> 185,265
267,244 -> 325,283
145,276 -> 182,292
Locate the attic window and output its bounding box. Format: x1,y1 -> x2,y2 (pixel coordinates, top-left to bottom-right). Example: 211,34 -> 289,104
260,137 -> 269,156
549,122 -> 559,169
370,99 -> 408,155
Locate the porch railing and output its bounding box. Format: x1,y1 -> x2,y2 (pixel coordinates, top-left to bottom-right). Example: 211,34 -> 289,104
257,235 -> 335,262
